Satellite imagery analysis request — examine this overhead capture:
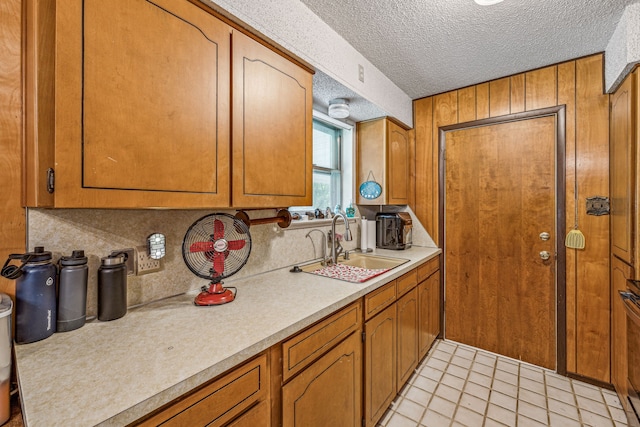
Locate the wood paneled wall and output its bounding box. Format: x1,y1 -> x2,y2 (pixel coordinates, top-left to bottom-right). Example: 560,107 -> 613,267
413,54 -> 611,382
0,0 -> 25,298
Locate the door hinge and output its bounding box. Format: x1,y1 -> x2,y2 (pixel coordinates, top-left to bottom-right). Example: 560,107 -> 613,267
362,331 -> 366,342
46,168 -> 55,193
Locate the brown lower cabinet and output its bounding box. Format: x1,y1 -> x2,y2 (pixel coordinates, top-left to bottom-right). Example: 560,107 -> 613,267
418,265 -> 441,360
612,255 -> 633,410
282,332 -> 363,427
280,301 -> 363,427
397,287 -> 419,388
363,259 -> 440,427
364,303 -> 397,427
132,257 -> 440,427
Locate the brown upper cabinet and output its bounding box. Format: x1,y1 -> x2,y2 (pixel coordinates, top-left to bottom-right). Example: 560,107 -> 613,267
356,118 -> 410,205
231,30 -> 313,208
610,68 -> 638,268
24,0 -> 312,209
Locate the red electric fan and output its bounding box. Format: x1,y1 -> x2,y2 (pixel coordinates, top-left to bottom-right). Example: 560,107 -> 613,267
182,213 -> 252,306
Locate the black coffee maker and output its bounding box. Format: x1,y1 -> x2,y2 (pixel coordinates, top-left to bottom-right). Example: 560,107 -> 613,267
375,212 -> 413,250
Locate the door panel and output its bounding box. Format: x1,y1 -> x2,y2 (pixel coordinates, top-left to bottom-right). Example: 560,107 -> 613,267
444,116 -> 557,369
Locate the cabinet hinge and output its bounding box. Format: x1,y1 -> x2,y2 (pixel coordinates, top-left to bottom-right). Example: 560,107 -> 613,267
46,168 -> 55,193
362,331 -> 366,342
362,418 -> 365,427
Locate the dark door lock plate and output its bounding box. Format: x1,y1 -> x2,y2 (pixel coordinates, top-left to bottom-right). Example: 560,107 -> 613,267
586,196 -> 609,216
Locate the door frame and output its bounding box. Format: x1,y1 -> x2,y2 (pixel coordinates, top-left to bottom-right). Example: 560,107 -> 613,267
438,106 -> 567,375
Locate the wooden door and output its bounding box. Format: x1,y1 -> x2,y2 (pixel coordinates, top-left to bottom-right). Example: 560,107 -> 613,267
610,72 -> 636,265
52,0 -> 231,208
611,256 -> 632,409
387,121 -> 409,205
231,30 -> 313,208
444,115 -> 559,370
397,287 -> 418,389
282,332 -> 361,427
364,303 -> 396,427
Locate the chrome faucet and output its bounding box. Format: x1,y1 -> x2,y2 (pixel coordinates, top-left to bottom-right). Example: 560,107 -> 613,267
305,228 -> 329,266
329,211 -> 353,264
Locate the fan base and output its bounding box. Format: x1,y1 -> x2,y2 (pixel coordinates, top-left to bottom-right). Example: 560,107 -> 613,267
194,288 -> 235,306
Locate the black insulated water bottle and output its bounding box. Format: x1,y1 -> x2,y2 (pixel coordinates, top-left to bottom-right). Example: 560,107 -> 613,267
98,253 -> 127,321
57,250 -> 88,332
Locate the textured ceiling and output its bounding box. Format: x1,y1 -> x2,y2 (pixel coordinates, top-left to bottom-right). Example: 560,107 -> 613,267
301,0 -> 637,99
313,70 -> 388,123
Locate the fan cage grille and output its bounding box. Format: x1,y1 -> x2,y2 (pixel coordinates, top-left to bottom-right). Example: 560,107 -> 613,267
182,213 -> 252,281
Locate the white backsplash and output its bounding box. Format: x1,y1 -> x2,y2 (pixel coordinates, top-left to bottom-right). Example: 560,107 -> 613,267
27,207 -> 435,317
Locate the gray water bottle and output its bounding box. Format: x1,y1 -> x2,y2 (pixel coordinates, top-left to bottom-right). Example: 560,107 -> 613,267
57,250 -> 88,332
98,253 -> 127,321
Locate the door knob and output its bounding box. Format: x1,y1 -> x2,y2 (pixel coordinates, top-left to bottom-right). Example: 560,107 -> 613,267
539,251 -> 551,260
539,232 -> 550,241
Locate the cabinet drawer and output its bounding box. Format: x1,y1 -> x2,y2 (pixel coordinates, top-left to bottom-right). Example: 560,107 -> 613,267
364,280 -> 397,320
225,400 -> 270,427
282,301 -> 362,382
417,256 -> 440,282
396,269 -> 418,297
137,354 -> 267,427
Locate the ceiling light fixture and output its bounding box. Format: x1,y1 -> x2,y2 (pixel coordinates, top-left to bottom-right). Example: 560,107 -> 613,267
328,98 -> 349,119
474,0 -> 504,5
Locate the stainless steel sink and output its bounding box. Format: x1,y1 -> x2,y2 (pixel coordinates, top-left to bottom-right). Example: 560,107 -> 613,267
297,253 -> 409,282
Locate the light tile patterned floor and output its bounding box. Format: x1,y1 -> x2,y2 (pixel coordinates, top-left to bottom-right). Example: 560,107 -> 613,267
379,340 -> 628,427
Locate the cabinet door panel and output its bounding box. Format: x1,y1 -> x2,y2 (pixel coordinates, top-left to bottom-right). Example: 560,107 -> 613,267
364,304 -> 396,427
430,271 -> 441,344
232,31 -> 312,208
282,332 -> 362,427
356,118 -> 409,206
387,121 -> 409,204
419,272 -> 439,359
610,72 -> 635,264
54,0 -> 231,207
611,256 -> 632,410
397,288 -> 418,388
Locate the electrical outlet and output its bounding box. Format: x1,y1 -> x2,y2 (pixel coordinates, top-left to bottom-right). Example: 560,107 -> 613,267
110,248 -> 135,275
358,64 -> 364,82
136,245 -> 162,275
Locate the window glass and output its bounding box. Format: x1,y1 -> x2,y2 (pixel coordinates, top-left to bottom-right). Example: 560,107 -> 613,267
291,113 -> 353,216
313,121 -> 339,169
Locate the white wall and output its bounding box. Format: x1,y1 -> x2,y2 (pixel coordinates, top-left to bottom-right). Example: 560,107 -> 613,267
202,0 -> 414,127
605,2 -> 640,92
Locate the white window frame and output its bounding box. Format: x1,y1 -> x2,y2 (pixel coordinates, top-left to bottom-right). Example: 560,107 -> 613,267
289,110 -> 354,226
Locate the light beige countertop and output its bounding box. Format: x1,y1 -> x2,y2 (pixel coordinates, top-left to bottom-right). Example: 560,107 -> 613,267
14,246 -> 441,427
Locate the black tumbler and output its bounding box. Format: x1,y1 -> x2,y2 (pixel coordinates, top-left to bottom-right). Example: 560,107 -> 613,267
98,253 -> 127,321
